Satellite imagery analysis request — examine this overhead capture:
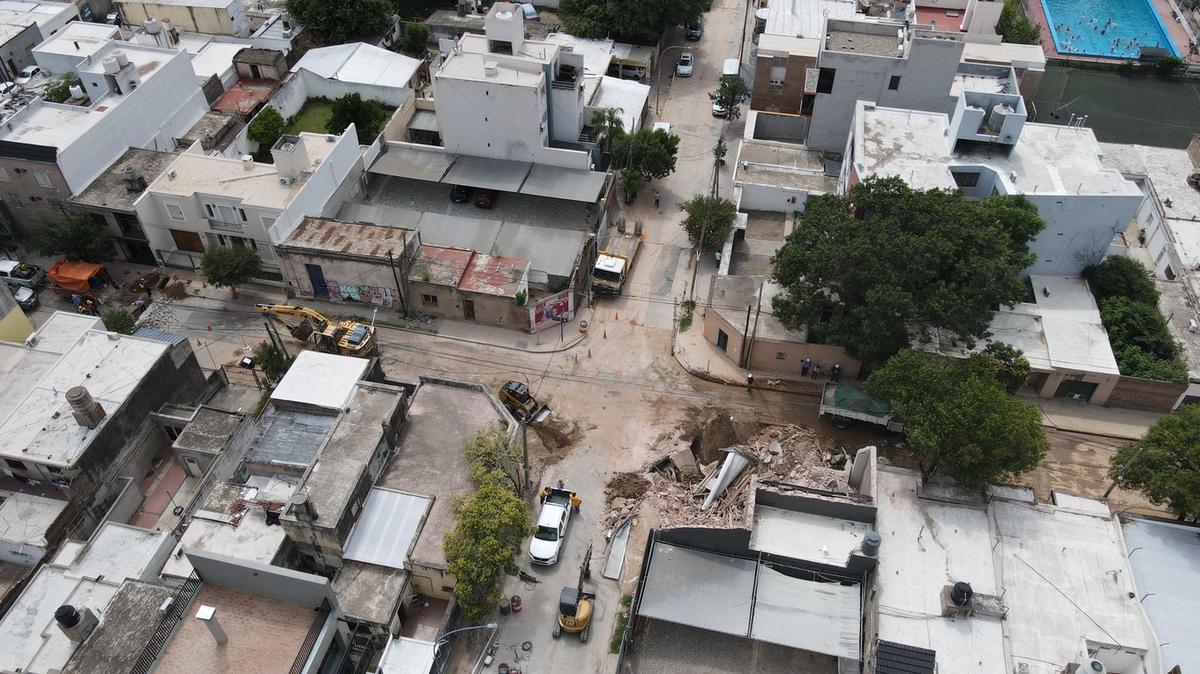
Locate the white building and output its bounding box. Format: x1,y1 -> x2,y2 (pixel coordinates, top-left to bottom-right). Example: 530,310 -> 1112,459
134,129 -> 362,268
844,97 -> 1144,276
432,2 -> 598,170
290,42 -> 421,107
115,0 -> 251,37
31,21 -> 119,75
0,0 -> 77,42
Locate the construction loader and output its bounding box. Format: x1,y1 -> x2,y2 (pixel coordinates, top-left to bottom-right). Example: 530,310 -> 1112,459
553,542 -> 595,641
498,380 -> 551,424
256,304 -> 377,357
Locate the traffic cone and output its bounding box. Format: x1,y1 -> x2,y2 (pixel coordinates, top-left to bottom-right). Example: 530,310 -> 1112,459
603,329 -> 607,339
615,311 -> 619,320
588,349 -> 592,358
207,324 -> 212,331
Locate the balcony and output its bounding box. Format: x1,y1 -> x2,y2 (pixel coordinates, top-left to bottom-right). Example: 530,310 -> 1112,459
207,218 -> 244,233
552,64 -> 579,91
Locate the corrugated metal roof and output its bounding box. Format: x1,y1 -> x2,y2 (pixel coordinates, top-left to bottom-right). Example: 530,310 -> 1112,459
876,640 -> 936,674
519,164 -> 607,203
282,216 -> 411,259
132,327 -> 187,345
443,155 -> 531,192
369,145 -> 456,182
342,488 -> 432,570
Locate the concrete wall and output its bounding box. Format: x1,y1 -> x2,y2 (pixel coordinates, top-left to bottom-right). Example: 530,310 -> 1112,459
1023,193 -> 1145,276
750,52 -> 814,115
435,69 -> 548,162
963,0 -> 1003,33
269,130 -> 362,242
1033,369 -> 1118,405
186,548 -> 339,609
0,157 -> 73,232
1104,375 -> 1188,412
0,23 -> 42,80
409,561 -> 454,598
409,280 -> 531,331
737,181 -> 813,213
701,306 -> 862,379
807,35 -> 962,153
749,110 -> 810,143
116,0 -> 250,36
281,250 -> 409,311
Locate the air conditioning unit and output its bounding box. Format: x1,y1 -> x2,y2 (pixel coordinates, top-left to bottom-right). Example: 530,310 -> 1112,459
279,176 -> 294,185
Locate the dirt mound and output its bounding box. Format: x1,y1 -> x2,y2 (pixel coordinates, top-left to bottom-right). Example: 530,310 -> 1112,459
531,416 -> 581,453
677,406 -> 762,465
605,472 -> 649,504
162,282 -> 190,300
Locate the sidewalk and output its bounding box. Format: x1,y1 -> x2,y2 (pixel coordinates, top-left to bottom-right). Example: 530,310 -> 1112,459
1033,397 -> 1162,440
672,310 -> 823,395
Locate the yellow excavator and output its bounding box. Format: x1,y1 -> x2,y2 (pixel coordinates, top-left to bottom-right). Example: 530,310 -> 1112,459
553,542 -> 595,642
256,304 -> 378,357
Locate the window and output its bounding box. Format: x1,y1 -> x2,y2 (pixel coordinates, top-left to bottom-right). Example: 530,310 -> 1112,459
816,67 -> 836,94
716,329 -> 729,352
261,216 -> 275,230
4,458 -> 25,471
769,65 -> 787,82
951,171 -> 980,188
888,75 -> 901,91
421,294 -> 438,307
776,352 -> 787,360
768,80 -> 784,94
34,171 -> 52,188
0,167 -> 9,182
801,94 -> 815,115
203,203 -> 245,224
170,228 -> 205,253
166,203 -> 185,221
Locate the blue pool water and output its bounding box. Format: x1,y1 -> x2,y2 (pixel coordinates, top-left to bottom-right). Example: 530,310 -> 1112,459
1041,0 -> 1180,59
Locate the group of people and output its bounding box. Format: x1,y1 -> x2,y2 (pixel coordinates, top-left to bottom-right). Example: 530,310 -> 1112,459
800,357 -> 840,381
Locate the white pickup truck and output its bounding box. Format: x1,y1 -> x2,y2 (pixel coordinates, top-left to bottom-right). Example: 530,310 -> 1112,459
529,486 -> 579,565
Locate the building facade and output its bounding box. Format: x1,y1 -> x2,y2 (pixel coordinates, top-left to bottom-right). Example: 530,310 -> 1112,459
115,0 -> 251,37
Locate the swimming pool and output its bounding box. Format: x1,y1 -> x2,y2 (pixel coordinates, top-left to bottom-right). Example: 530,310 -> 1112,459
1041,0 -> 1180,59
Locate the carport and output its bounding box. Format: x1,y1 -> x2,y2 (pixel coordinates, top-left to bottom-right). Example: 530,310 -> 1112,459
442,155 -> 531,193
370,145 -> 456,182
519,164 -> 608,203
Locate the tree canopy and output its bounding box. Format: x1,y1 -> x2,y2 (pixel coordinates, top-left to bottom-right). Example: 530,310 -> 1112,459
32,213 -> 113,262
253,340 -> 295,384
590,107 -> 624,161
560,0 -> 707,44
772,176 -> 1042,365
101,308 -> 136,335
868,350 -> 1048,490
248,106 -> 286,149
1083,256 -> 1187,383
43,75 -> 77,104
1109,405 -> 1200,521
463,424 -> 523,491
612,127 -> 679,180
1082,255 -> 1158,306
286,0 -> 393,43
679,195 -> 736,253
972,342 -> 1031,395
327,93 -> 391,144
710,75 -> 751,121
201,246 -> 262,292
400,22 -> 430,55
996,0 -> 1040,44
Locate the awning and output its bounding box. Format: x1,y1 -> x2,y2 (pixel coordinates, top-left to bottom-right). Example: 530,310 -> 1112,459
637,542 -> 862,661
519,164 -> 607,202
369,145 -> 456,182
342,488 -> 431,570
442,155 -> 531,192
47,260 -> 105,292
408,110 -> 439,133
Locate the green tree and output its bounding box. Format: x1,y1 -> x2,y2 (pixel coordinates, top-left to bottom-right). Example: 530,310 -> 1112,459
1099,297 -> 1180,363
710,75 -> 751,121
200,246 -> 262,298
1082,255 -> 1158,306
32,213 -> 114,262
0,217 -> 18,256
327,93 -> 390,143
678,195 -> 735,253
253,340 -> 295,384
612,127 -> 679,180
101,308 -> 136,335
1153,55 -> 1184,79
444,480 -> 532,621
560,0 -> 707,44
995,0 -> 1041,44
970,342 -> 1031,395
620,167 -> 643,203
772,176 -> 1042,365
400,22 -> 430,54
464,424 -> 523,490
248,106 -> 286,151
590,107 -> 625,161
43,75 -> 78,104
286,0 -> 393,43
868,350 -> 1048,490
1109,405 -> 1200,521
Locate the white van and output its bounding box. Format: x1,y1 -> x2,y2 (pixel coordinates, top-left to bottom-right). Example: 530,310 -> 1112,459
722,58 -> 740,78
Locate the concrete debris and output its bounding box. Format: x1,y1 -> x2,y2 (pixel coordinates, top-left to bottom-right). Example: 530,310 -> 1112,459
604,424 -> 850,530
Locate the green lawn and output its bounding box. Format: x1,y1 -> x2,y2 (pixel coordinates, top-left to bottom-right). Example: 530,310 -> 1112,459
286,99 -> 334,135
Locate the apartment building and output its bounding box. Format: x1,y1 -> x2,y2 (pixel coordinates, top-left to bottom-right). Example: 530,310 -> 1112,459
134,130 -> 361,268
114,0 -> 251,37
0,40 -> 207,231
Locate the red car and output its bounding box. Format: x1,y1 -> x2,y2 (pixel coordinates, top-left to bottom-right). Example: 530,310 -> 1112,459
474,188 -> 497,209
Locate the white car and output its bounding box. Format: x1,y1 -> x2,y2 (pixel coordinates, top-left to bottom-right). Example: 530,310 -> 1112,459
528,486 -> 577,565
676,52 -> 694,77
14,66 -> 40,86
712,101 -> 729,118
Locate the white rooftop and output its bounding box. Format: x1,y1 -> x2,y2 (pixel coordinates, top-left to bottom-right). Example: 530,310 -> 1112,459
543,32 -> 615,76
0,313 -> 169,468
854,103 -> 1142,198
436,49 -> 544,87
1121,517 -> 1200,674
189,41 -> 245,80
984,275 -> 1119,375
1101,143 -> 1200,275
269,350 -> 368,411
117,0 -> 235,7
146,132 -> 340,210
0,522 -> 170,674
589,76 -> 649,132
293,42 -> 420,90
377,637 -> 437,674
32,21 -> 118,58
749,505 -> 870,567
161,503 -> 287,579
765,0 -> 857,37
875,469 -> 1160,674
342,487 -> 431,570
0,492 -> 66,549
0,0 -> 75,30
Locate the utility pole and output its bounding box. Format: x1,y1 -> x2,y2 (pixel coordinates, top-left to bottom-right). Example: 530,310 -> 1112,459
1104,443 -> 1145,498
386,249 -> 408,314
521,417 -> 530,495
745,280 -> 764,368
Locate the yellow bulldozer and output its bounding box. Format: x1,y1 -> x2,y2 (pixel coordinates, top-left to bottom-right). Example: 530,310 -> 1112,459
256,304 -> 378,357
498,381 -> 551,424
553,542 -> 595,642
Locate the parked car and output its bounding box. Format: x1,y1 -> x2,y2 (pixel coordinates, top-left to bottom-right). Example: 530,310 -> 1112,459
474,188 -> 497,209
0,260 -> 45,289
529,486 -> 579,565
450,184 -> 473,203
619,65 -> 647,81
676,52 -> 694,77
686,18 -> 703,40
0,81 -> 16,96
14,66 -> 40,85
712,101 -> 729,118
11,285 -> 38,311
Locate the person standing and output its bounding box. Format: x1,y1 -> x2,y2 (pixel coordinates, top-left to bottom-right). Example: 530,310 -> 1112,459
812,361 -> 822,378
831,362 -> 841,382
801,357 -> 811,378
654,191 -> 661,209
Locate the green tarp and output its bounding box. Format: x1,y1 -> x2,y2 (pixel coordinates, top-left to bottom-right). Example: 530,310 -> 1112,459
833,384 -> 891,417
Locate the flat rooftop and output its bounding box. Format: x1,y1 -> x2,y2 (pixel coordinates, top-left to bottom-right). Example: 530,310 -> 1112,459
436,50 -> 543,86
735,139 -> 837,193
71,148 -> 178,212
1121,517 -> 1200,674
0,522 -> 170,674
710,276 -> 806,344
153,582 -> 314,674
33,22 -> 120,59
147,132 -> 338,210
244,407 -> 335,469
189,41 -> 245,79
0,492 -> 66,549
765,0 -> 856,38
855,103 -> 1142,198
61,580 -> 175,674
749,505 -> 870,567
0,314 -> 168,468
172,407 -> 243,456
825,28 -> 902,56
333,561 -> 409,626
281,216 -> 413,260
161,483 -> 288,579
377,380 -> 508,570
269,350 -> 369,411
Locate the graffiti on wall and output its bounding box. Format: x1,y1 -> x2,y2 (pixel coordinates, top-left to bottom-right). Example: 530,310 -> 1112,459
530,290 -> 572,332
326,281 -> 402,310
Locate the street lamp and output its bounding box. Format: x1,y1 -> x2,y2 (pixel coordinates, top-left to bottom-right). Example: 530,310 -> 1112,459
655,45 -> 688,115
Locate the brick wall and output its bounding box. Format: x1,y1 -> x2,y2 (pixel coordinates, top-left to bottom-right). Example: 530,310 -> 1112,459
1105,375 -> 1187,412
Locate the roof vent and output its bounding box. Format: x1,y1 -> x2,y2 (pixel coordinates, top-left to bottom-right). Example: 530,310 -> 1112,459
55,605 -> 99,643
949,581 -> 973,606
66,386 -> 106,429
195,605 -> 228,644
1087,660 -> 1108,674
861,531 -> 881,556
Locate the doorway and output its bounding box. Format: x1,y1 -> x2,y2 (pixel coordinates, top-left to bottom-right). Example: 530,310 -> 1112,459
306,264 -> 329,298
1054,378 -> 1098,402
463,299 -> 476,321
716,329 -> 729,352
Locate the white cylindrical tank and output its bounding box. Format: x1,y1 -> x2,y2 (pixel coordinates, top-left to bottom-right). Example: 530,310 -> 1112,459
101,56 -> 120,74
144,17 -> 161,33
114,50 -> 130,67
68,84 -> 84,99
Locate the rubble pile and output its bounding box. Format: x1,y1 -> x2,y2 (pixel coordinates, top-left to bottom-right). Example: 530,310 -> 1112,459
603,424 -> 847,530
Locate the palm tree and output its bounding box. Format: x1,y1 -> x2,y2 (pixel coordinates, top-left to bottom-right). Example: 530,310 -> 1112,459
590,107 -> 623,160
